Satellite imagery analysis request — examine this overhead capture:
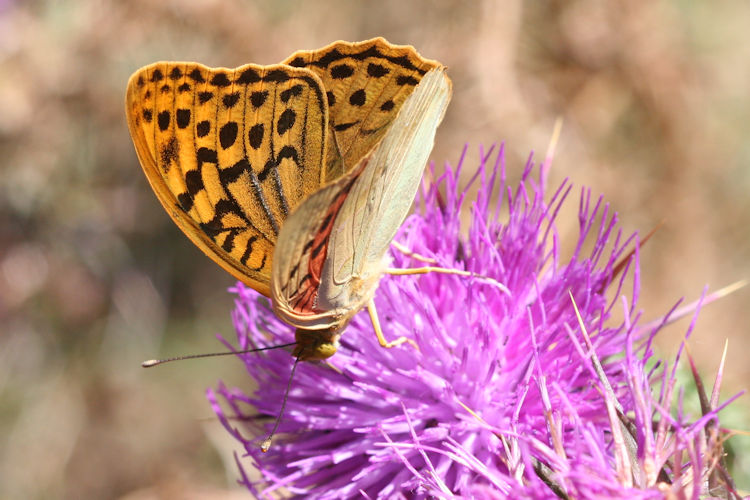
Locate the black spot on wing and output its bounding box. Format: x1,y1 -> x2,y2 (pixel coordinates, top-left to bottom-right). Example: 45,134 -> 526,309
248,123 -> 264,149
288,263 -> 299,280
160,136 -> 179,166
349,89 -> 366,106
397,75 -> 419,86
196,120 -> 210,137
380,100 -> 395,111
310,239 -> 327,260
236,68 -> 261,84
245,249 -> 266,271
277,109 -> 296,135
265,70 -> 290,82
157,111 -> 170,131
176,109 -> 191,129
280,84 -> 303,103
185,169 -> 203,196
276,145 -> 299,166
204,198 -> 251,253
314,48 -> 343,67
367,63 -> 389,77
258,159 -> 274,183
351,45 -> 381,61
189,68 -> 205,82
219,122 -> 238,149
199,218 -> 222,239
299,42 -> 429,75
210,73 -> 231,87
333,121 -> 357,132
218,158 -> 249,184
330,64 -> 354,79
178,193 -> 193,212
389,55 -> 420,72
250,91 -> 268,108
287,57 -> 305,67
222,92 -> 241,108
220,230 -> 236,253
197,147 -> 218,167
240,236 -> 259,266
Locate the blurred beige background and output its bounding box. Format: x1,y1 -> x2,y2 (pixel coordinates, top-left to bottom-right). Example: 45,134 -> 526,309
1,1 -> 748,498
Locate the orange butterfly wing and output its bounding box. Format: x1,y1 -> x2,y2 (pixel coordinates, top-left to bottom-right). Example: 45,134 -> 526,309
283,38 -> 441,181
126,62 -> 327,296
126,39 -> 443,299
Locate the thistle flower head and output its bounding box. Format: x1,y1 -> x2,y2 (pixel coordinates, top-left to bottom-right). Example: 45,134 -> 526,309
208,145 -> 740,499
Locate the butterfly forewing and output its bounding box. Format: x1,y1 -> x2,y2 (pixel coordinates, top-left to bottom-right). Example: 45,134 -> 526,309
126,62 -> 328,296
284,38 -> 440,181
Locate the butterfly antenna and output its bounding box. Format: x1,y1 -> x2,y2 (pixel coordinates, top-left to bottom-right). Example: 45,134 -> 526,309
141,342 -> 297,368
260,354 -> 301,452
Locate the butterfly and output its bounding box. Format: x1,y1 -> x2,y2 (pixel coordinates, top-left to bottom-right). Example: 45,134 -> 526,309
125,38 -> 452,362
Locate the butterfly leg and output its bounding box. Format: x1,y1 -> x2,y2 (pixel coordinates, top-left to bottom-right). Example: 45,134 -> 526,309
367,299 -> 419,350
390,240 -> 437,264
385,267 -> 511,296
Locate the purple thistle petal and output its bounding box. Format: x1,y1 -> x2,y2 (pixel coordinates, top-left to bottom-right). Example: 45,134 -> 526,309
208,144 -> 742,498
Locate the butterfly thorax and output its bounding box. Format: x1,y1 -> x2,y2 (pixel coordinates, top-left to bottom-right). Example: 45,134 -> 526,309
316,255 -> 387,313
293,327 -> 342,361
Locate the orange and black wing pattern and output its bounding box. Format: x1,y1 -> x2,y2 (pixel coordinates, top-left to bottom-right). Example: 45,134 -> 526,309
126,62 -> 327,296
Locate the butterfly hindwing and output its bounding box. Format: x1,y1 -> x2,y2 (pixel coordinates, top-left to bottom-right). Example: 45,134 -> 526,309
271,67 -> 452,328
126,62 -> 328,296
322,67 -> 452,305
284,38 -> 440,181
269,159 -> 369,329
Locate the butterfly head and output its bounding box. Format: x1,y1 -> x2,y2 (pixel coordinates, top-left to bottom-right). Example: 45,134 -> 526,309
293,327 -> 342,361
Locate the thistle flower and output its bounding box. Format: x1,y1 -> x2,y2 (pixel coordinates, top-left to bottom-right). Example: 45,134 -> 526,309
207,145 -> 742,499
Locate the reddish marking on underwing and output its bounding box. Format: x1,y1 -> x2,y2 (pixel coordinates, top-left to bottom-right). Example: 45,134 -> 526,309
290,157 -> 370,314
